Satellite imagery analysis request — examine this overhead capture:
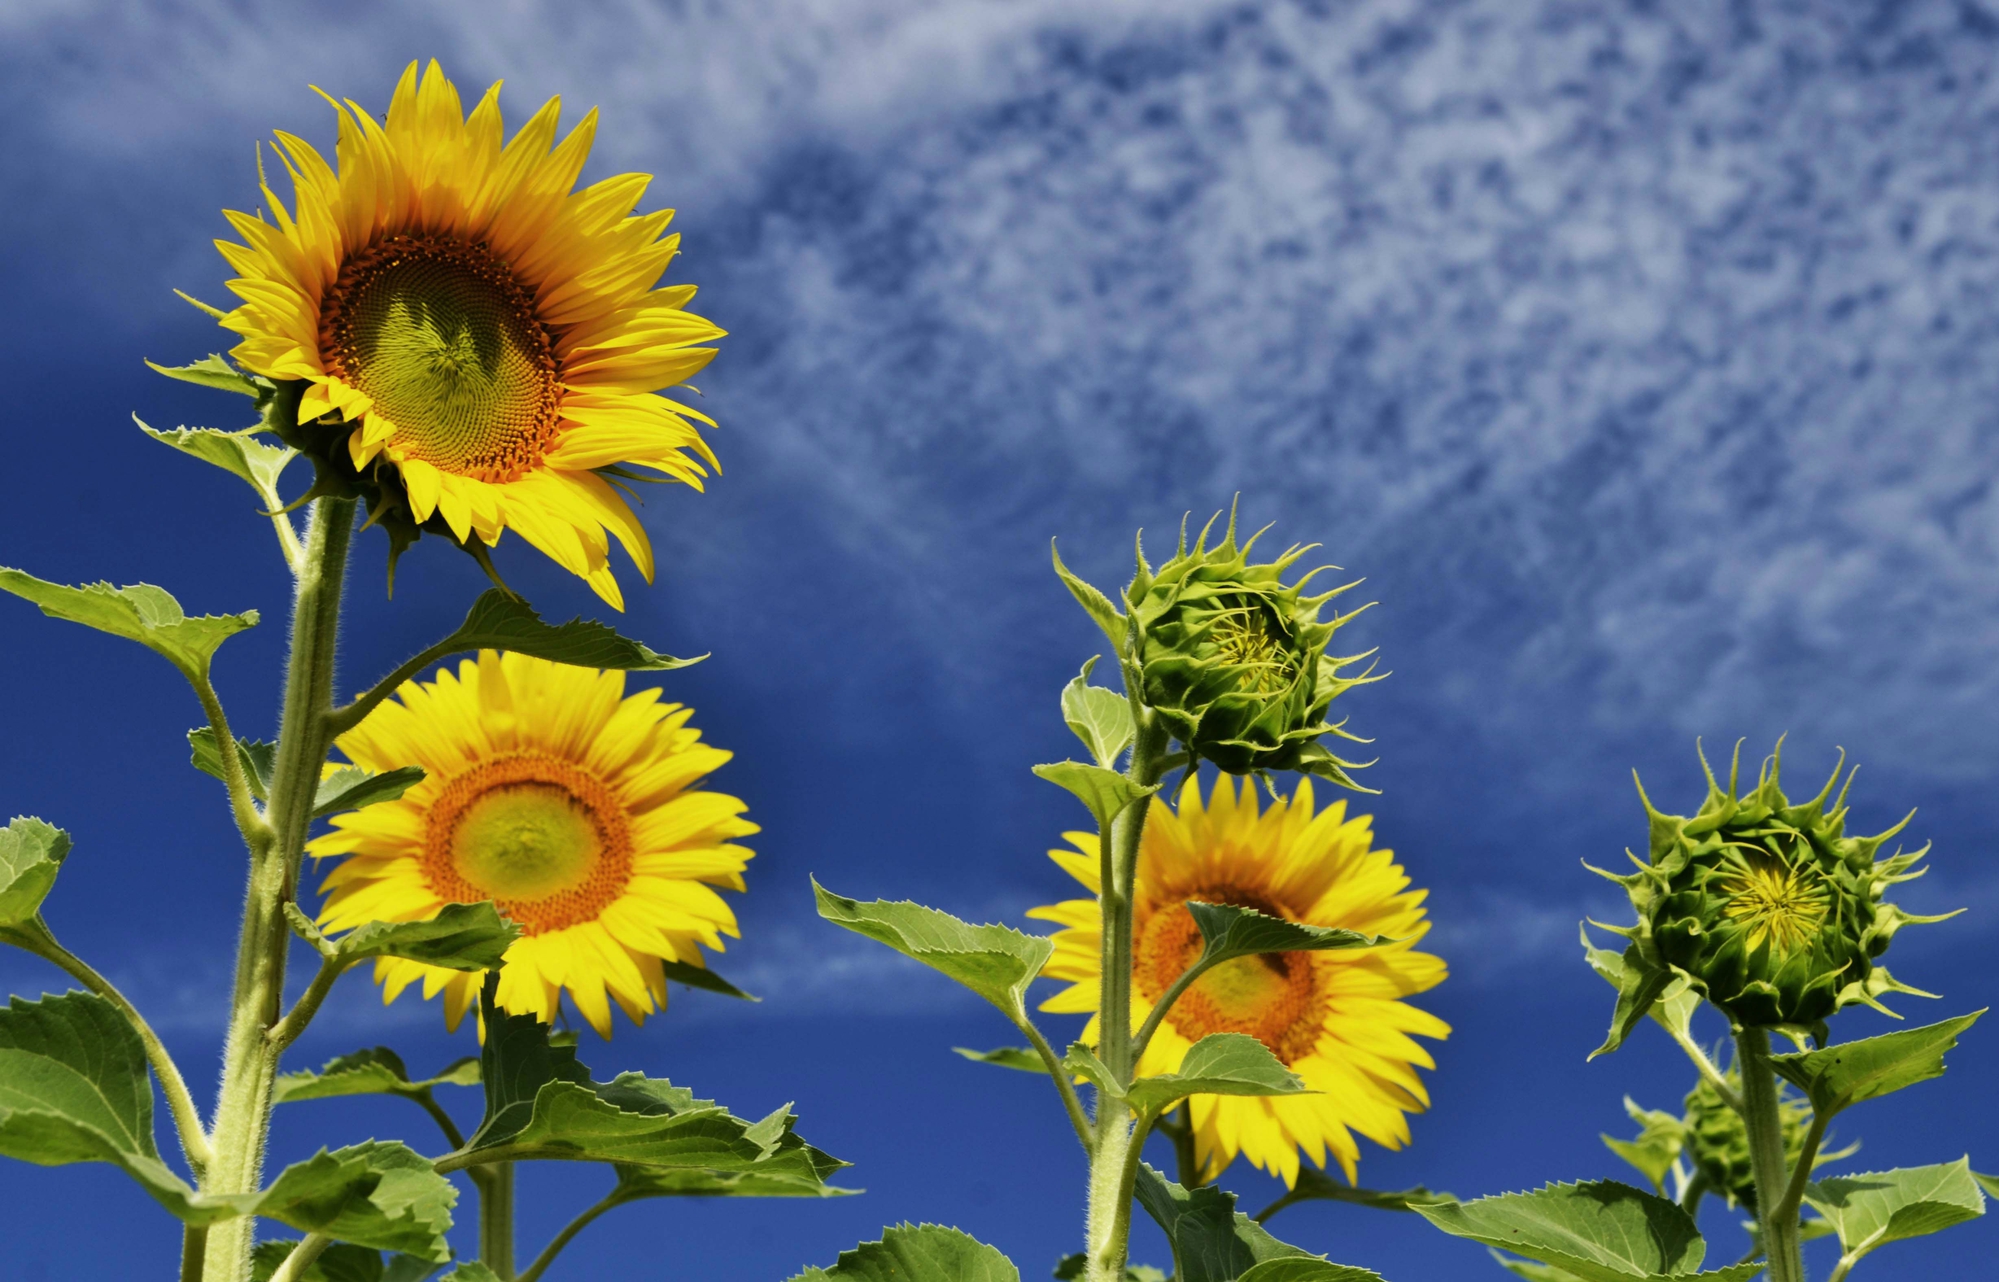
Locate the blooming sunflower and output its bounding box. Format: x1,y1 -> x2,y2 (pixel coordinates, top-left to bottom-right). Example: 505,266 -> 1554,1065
307,650 -> 753,1037
218,60 -> 723,608
1028,775 -> 1449,1185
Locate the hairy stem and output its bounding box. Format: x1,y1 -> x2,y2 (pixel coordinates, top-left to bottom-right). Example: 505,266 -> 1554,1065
202,496 -> 355,1282
518,1187 -> 625,1282
1017,1011 -> 1094,1150
482,1161 -> 517,1279
2,917 -> 212,1173
266,1233 -> 330,1282
265,954 -> 352,1053
1736,1027 -> 1804,1282
1082,712 -> 1169,1282
192,674 -> 274,853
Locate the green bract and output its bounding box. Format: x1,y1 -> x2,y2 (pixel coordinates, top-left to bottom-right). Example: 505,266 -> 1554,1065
1061,510 -> 1378,786
1594,741 -> 1954,1040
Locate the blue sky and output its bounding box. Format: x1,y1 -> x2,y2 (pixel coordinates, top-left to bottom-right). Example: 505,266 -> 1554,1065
1,1 -> 1996,1279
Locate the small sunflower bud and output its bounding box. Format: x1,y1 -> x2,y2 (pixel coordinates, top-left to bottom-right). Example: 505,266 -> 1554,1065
1681,1070 -> 1812,1211
1597,741 -> 1958,1040
1123,509 -> 1380,786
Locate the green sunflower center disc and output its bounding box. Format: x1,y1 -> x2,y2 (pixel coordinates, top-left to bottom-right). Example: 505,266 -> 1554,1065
1721,849 -> 1830,954
323,233 -> 561,482
450,782 -> 602,900
423,753 -> 634,934
1210,600 -> 1297,694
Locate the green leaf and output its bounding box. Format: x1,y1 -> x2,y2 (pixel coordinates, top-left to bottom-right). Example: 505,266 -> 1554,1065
429,589 -> 702,671
790,1223 -> 1020,1282
1411,1181 -> 1758,1282
1052,541 -> 1129,652
1769,1012 -> 1985,1118
0,989 -> 219,1221
257,1142 -> 457,1261
1063,657 -> 1135,768
1976,1171 -> 1999,1200
0,569 -> 257,680
657,957 -> 758,1001
1580,926 -> 1695,1059
1131,1164 -> 1316,1282
459,981 -> 847,1196
1234,1262 -> 1385,1282
250,1241 -> 439,1282
1031,761 -> 1159,835
274,1047 -> 479,1106
1122,1033 -> 1308,1114
812,879 -> 1054,1018
1804,1159 -> 1987,1264
188,728 -> 277,801
326,903 -> 519,972
1488,1254 -> 1586,1282
139,420 -> 296,507
146,353 -> 264,397
313,766 -> 426,819
952,1046 -> 1050,1075
436,1267 -> 502,1282
1600,1099 -> 1686,1196
0,817 -> 71,927
1187,902 -> 1380,966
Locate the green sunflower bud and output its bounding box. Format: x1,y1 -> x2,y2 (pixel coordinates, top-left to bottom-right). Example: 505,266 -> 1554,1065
1681,1069 -> 1810,1211
1594,741 -> 1959,1043
1056,507 -> 1379,786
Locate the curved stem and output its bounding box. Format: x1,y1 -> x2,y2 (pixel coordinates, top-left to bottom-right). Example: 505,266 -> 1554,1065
482,1160 -> 517,1279
266,1233 -> 330,1282
518,1187 -> 625,1282
411,1089 -> 467,1152
1163,1106 -> 1203,1190
202,496 -> 355,1282
190,673 -> 274,854
1735,1027 -> 1804,1282
326,638 -> 458,739
1665,1022 -> 1744,1114
1,916 -> 212,1173
1131,953 -> 1210,1068
1679,1171 -> 1709,1218
1016,1012 -> 1094,1151
266,954 -> 352,1053
1772,1109 -> 1829,1234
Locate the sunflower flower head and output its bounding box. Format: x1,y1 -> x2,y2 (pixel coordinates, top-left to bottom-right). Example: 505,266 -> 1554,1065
307,650 -> 754,1037
216,60 -> 725,608
1599,740 -> 1956,1040
1029,775 -> 1449,1186
1125,509 -> 1379,788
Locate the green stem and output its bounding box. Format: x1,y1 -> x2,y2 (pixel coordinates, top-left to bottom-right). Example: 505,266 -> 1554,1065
201,496 -> 355,1282
412,1089 -> 468,1151
191,673 -> 275,853
482,1161 -> 517,1279
265,954 -> 352,1053
1679,1171 -> 1708,1218
1772,1109 -> 1830,1234
1082,713 -> 1169,1282
1736,1027 -> 1804,1282
0,916 -> 212,1173
180,1227 -> 209,1282
1667,1023 -> 1744,1115
267,1233 -> 330,1282
1161,1107 -> 1203,1190
1016,1011 -> 1094,1150
517,1187 -> 625,1282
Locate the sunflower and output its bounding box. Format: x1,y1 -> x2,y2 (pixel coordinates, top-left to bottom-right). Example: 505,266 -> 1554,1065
217,60 -> 723,609
307,650 -> 753,1037
1028,776 -> 1449,1186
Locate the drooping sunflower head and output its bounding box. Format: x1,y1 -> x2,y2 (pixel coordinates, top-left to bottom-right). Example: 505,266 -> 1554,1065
1125,509 -> 1379,787
1029,775 -> 1449,1186
307,650 -> 754,1036
1601,740 -> 1955,1038
217,60 -> 725,608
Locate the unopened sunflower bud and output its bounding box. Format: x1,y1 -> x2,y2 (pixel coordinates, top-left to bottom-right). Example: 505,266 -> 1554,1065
1596,741 -> 1958,1041
1120,509 -> 1380,786
1681,1069 -> 1811,1211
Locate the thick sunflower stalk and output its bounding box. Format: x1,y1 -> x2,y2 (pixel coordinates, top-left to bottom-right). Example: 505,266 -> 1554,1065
0,61 -> 850,1282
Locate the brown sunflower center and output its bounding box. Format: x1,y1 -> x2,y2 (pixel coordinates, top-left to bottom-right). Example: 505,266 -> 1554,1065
321,233 -> 561,483
1210,601 -> 1297,694
421,752 -> 632,934
1134,888 -> 1326,1064
1721,848 -> 1830,954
